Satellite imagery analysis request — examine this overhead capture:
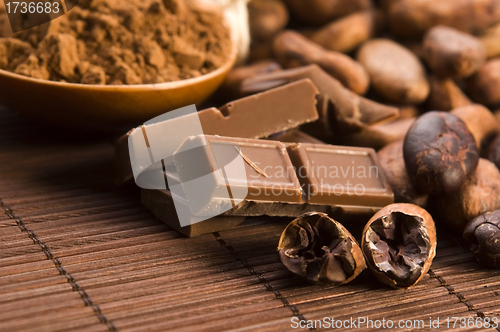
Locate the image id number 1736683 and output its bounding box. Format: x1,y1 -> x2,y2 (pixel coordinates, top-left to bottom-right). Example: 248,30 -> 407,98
5,2 -> 60,13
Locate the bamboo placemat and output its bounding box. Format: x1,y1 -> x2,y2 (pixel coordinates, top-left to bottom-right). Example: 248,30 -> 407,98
1,105 -> 499,332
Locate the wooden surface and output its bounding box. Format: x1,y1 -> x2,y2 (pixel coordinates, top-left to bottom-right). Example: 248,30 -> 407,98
1,105 -> 500,332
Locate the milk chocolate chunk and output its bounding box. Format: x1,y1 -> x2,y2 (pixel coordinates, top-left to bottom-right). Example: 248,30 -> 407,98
115,79 -> 319,184
286,143 -> 393,207
167,135 -> 393,218
200,79 -> 318,139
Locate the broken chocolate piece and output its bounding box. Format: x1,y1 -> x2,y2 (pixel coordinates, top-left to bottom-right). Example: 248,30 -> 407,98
115,79 -> 319,185
278,212 -> 366,285
362,203 -> 437,289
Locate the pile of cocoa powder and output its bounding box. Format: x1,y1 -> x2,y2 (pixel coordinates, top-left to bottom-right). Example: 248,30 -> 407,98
0,0 -> 232,84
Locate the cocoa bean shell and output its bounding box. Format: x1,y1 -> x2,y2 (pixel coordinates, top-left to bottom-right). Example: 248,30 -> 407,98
278,212 -> 366,285
361,203 -> 437,289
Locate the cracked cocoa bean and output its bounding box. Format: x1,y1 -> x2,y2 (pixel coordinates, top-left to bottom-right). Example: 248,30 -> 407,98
362,204 -> 437,289
278,212 -> 366,285
463,210 -> 500,268
403,111 -> 479,195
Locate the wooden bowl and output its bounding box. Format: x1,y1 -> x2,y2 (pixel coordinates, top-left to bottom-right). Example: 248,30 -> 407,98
0,34 -> 237,131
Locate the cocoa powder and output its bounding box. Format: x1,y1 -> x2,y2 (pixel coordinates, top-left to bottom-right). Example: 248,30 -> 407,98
0,0 -> 232,84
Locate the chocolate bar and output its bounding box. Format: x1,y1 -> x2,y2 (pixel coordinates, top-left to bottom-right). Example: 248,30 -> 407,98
144,135 -> 394,222
115,79 -> 319,185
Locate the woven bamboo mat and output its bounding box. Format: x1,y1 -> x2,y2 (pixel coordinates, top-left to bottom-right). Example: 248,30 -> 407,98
1,105 -> 500,332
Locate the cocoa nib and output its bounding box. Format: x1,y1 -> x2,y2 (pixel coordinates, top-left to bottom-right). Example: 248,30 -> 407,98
362,204 -> 437,288
403,111 -> 479,195
278,212 -> 365,285
463,210 -> 500,268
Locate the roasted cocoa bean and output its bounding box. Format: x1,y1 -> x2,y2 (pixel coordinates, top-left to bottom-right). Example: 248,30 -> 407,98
357,39 -> 429,104
463,210 -> 500,268
423,25 -> 486,79
403,111 -> 479,194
